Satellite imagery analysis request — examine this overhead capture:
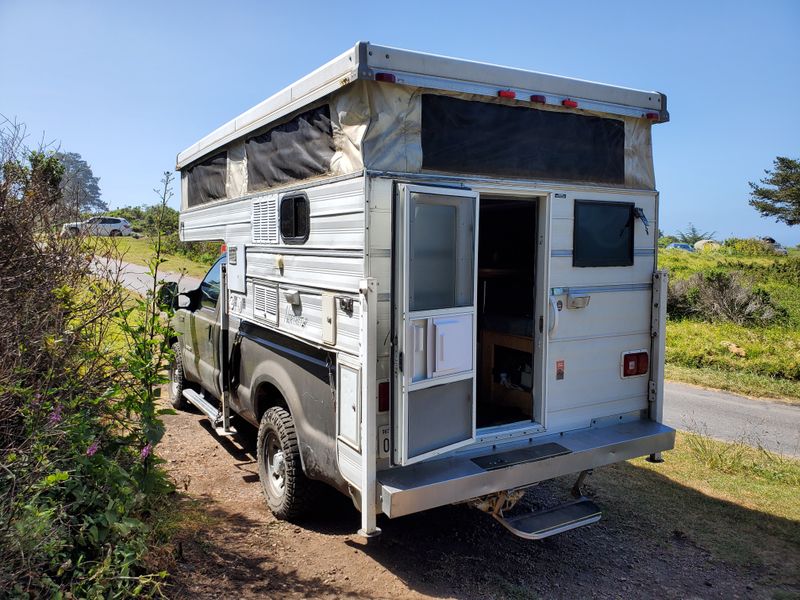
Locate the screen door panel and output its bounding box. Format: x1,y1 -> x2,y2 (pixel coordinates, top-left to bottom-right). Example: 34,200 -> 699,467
395,184 -> 479,465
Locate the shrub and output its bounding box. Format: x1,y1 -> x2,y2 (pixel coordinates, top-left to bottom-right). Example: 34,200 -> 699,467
1,122 -> 175,597
667,270 -> 785,326
722,237 -> 774,256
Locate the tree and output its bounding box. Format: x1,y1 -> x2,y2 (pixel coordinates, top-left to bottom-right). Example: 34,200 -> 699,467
749,156 -> 800,226
56,151 -> 107,213
675,223 -> 715,246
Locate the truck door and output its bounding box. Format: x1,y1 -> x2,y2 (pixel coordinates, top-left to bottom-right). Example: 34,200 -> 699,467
191,256 -> 224,398
394,184 -> 479,465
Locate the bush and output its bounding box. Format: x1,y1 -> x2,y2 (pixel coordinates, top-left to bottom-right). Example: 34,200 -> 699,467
722,237 -> 775,256
1,123 -> 175,597
667,270 -> 785,326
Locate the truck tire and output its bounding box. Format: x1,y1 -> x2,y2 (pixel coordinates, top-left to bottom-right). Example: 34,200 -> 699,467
257,406 -> 314,520
70,227 -> 79,236
168,342 -> 188,409
110,229 -> 121,237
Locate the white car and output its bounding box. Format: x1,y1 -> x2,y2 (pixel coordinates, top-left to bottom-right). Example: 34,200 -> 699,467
62,216 -> 133,237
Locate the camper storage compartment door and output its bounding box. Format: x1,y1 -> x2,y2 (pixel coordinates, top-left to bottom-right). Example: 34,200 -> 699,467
395,184 -> 479,466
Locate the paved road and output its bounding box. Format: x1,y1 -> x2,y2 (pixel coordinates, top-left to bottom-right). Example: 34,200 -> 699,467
109,259 -> 800,456
664,382 -> 800,456
103,259 -> 202,296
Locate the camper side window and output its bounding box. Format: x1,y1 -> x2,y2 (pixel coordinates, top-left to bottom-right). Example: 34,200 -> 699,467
279,194 -> 310,244
573,200 -> 634,267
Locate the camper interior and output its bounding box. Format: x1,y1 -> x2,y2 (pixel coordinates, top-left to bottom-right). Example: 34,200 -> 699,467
476,197 -> 538,429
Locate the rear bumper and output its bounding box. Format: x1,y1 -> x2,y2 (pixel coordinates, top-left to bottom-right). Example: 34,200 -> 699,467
377,419 -> 675,518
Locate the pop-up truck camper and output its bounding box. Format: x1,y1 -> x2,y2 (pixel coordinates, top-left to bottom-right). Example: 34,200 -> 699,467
168,42 -> 674,540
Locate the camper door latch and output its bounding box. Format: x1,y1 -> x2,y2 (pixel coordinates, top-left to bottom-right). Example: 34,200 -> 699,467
633,207 -> 650,235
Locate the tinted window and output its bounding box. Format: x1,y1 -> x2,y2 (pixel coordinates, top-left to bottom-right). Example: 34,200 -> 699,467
279,195 -> 310,243
573,200 -> 634,267
200,257 -> 224,309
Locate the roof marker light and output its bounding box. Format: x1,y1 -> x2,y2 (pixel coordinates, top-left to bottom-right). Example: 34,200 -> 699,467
530,94 -> 547,104
562,99 -> 578,108
645,112 -> 660,121
498,89 -> 516,99
375,72 -> 396,83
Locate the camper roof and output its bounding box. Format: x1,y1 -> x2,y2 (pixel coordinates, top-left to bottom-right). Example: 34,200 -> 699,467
176,42 -> 668,170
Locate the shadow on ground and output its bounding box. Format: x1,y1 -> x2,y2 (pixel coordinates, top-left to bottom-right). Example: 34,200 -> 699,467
164,411 -> 799,599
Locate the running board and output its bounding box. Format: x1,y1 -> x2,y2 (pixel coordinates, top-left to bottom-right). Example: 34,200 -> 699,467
493,499 -> 601,540
182,389 -> 236,437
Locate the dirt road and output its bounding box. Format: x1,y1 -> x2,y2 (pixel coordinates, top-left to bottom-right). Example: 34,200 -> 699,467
158,403 -> 780,599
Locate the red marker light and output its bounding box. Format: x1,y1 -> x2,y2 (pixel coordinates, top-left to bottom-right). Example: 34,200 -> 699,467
562,99 -> 578,108
645,112 -> 660,121
220,243 -> 227,253
530,94 -> 547,104
375,72 -> 396,83
498,90 -> 516,99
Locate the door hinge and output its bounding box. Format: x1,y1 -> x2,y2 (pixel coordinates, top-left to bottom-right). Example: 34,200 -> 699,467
398,351 -> 404,373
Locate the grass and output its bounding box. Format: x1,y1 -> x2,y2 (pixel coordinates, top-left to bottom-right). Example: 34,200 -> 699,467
595,431 -> 800,589
659,248 -> 800,401
110,236 -> 213,278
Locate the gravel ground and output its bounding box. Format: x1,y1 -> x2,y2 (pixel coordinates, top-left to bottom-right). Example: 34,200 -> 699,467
157,401 -> 782,599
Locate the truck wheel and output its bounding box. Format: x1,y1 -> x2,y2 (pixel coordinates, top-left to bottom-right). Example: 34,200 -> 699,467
168,342 -> 188,409
257,406 -> 314,520
70,227 -> 79,236
110,229 -> 121,237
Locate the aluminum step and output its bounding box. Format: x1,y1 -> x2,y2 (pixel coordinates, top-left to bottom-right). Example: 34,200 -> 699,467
182,389 -> 220,423
494,498 -> 601,540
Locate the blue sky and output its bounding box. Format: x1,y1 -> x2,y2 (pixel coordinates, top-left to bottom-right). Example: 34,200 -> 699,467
2,0 -> 798,244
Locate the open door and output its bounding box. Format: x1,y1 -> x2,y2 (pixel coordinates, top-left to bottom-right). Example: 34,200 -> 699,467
394,184 -> 479,465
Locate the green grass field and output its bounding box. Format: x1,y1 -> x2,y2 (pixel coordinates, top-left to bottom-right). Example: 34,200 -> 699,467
110,236 -> 216,278
660,248 -> 800,403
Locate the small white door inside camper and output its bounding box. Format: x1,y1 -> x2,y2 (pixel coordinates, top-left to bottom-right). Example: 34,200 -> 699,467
394,184 -> 479,465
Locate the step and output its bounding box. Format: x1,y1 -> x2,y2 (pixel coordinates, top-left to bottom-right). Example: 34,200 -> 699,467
182,389 -> 220,423
494,498 -> 601,540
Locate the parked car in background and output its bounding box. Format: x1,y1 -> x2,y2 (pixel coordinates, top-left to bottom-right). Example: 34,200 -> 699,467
665,242 -> 694,252
761,237 -> 788,255
61,216 -> 133,237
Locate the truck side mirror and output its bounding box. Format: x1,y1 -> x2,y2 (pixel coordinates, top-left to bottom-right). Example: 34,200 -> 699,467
177,294 -> 192,309
157,281 -> 180,309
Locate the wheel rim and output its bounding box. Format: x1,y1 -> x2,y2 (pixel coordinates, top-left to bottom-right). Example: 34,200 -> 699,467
265,432 -> 286,498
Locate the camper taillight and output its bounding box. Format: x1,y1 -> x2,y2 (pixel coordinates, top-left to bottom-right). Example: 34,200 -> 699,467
622,351 -> 649,377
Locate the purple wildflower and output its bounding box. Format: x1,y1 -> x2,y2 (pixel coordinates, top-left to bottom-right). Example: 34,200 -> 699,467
140,443 -> 152,460
48,404 -> 63,424
86,440 -> 100,457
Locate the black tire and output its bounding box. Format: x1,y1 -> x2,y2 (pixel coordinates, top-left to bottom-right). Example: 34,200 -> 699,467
70,227 -> 79,236
257,406 -> 315,520
110,229 -> 121,237
168,342 -> 188,409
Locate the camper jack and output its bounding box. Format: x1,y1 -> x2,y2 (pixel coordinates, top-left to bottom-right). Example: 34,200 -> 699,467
167,42 -> 674,540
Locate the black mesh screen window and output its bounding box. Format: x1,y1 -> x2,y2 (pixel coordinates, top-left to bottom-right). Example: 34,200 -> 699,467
573,200 -> 634,267
279,194 -> 310,244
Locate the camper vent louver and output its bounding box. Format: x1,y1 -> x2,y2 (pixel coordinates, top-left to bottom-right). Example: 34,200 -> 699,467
253,282 -> 278,325
252,196 -> 278,244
